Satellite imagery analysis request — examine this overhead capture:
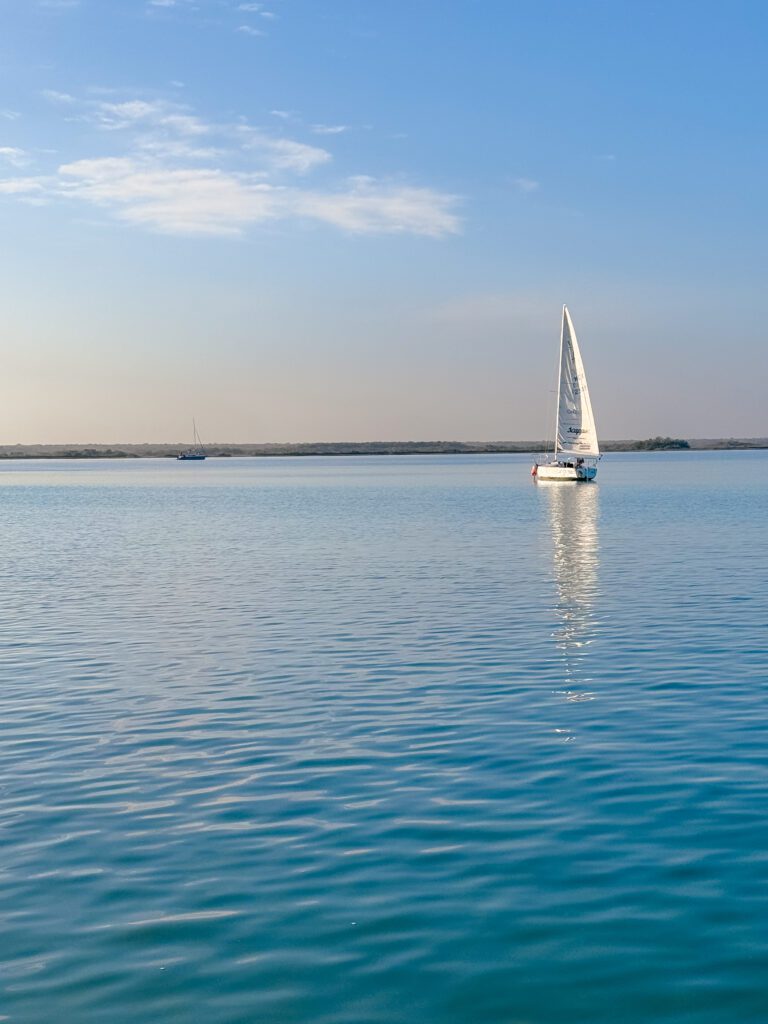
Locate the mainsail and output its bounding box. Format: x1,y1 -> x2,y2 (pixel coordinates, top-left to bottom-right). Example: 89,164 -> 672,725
555,306 -> 599,457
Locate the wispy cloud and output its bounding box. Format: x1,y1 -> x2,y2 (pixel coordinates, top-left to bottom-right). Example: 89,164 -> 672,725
236,24 -> 265,37
145,0 -> 276,19
146,0 -> 206,11
52,160 -> 459,238
511,177 -> 539,193
0,176 -> 48,206
311,124 -> 349,136
1,92 -> 461,239
0,177 -> 45,194
293,177 -> 459,238
91,100 -> 209,136
58,159 -> 274,236
0,147 -> 31,168
146,0 -> 275,17
41,89 -> 77,105
237,126 -> 330,173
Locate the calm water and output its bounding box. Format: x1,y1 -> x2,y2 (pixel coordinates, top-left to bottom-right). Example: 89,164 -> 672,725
1,452 -> 767,1023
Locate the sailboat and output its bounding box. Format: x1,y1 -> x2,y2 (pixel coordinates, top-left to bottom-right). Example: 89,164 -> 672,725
177,419 -> 207,461
533,306 -> 600,482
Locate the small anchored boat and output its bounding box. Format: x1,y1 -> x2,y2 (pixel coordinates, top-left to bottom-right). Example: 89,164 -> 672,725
177,419 -> 207,461
532,306 -> 599,482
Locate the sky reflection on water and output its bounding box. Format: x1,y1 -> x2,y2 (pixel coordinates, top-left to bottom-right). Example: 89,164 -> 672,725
1,453 -> 767,1023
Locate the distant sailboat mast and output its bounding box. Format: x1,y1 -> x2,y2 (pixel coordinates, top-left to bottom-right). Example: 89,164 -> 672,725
177,418 -> 207,460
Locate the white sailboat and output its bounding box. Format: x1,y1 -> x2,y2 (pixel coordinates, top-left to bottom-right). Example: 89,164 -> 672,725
177,419 -> 207,461
533,306 -> 600,482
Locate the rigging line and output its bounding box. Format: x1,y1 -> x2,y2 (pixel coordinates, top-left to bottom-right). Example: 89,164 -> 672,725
550,308 -> 565,457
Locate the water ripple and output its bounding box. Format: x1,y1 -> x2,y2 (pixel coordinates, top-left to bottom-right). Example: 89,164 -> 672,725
0,453 -> 767,1022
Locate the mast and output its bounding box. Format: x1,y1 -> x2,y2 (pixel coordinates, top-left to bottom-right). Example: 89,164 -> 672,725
553,305 -> 566,456
194,419 -> 206,454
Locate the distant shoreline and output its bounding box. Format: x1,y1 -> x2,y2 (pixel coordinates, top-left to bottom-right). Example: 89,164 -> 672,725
0,439 -> 766,459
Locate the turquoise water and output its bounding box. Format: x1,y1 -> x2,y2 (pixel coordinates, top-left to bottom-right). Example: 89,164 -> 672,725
1,452 -> 767,1023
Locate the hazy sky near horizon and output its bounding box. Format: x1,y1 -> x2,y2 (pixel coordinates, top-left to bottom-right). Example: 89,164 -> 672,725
1,0 -> 766,442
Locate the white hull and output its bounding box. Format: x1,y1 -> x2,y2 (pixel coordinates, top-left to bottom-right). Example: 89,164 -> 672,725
535,462 -> 597,482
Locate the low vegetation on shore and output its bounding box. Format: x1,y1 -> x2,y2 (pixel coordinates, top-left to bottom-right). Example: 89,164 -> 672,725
626,436 -> 690,450
0,438 -> 765,459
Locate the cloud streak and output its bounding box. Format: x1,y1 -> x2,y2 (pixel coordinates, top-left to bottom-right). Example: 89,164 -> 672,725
0,147 -> 31,168
51,160 -> 457,238
311,124 -> 350,136
0,177 -> 46,194
0,93 -> 460,239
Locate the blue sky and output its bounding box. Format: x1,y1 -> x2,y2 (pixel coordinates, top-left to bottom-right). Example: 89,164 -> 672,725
1,0 -> 766,442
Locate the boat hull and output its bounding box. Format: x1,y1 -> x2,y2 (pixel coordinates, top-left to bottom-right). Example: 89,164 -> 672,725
177,454 -> 206,461
534,463 -> 597,482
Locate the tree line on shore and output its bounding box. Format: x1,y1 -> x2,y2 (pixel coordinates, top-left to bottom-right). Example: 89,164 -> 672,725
0,436 -> 765,458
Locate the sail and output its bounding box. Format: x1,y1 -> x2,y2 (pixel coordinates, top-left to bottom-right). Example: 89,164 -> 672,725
555,306 -> 599,457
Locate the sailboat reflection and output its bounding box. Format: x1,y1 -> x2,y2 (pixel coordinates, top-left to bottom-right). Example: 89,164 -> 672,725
540,481 -> 600,706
